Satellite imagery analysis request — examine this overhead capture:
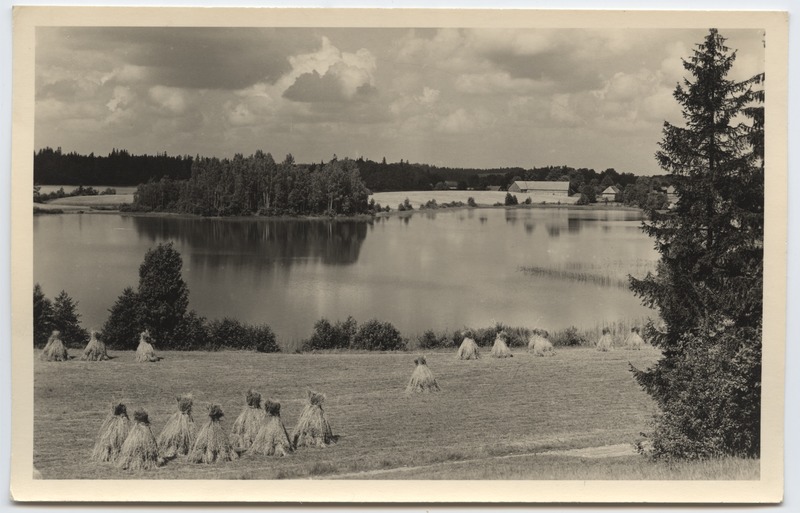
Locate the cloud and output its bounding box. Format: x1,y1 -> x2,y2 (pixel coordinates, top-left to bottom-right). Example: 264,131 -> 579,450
148,85 -> 189,115
282,37 -> 377,103
436,108 -> 493,134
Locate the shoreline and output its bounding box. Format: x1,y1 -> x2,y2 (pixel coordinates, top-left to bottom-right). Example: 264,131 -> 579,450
34,200 -> 643,219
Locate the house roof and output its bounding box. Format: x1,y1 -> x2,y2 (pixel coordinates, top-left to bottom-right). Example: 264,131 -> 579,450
512,181 -> 570,191
602,186 -> 620,194
486,185 -> 501,191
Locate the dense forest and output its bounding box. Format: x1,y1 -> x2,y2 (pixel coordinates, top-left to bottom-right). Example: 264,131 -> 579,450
128,152 -> 372,217
34,147 -> 192,186
34,148 -> 673,213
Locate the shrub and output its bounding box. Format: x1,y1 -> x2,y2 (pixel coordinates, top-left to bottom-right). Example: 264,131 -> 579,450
422,199 -> 438,209
577,193 -> 590,205
416,329 -> 451,350
467,197 -> 477,207
403,197 -> 413,210
351,319 -> 405,351
504,193 -> 518,206
207,317 -> 279,353
551,326 -> 588,347
171,310 -> 210,350
523,197 -> 532,205
397,203 -> 406,212
304,317 -> 356,351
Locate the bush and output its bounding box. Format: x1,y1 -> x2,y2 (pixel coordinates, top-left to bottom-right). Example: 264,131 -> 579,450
467,197 -> 477,207
416,329 -> 452,350
504,193 -> 519,206
207,317 -> 279,352
403,197 -> 413,210
523,197 -> 532,205
304,317 -> 356,351
576,193 -> 590,205
171,310 -> 210,350
551,326 -> 588,346
351,319 -> 405,351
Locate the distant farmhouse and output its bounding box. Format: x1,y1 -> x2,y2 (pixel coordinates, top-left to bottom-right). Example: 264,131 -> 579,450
665,185 -> 678,205
507,181 -> 570,196
444,180 -> 459,190
486,185 -> 502,192
601,185 -> 621,202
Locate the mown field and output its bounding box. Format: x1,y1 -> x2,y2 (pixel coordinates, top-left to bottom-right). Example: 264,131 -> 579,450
33,346 -> 758,480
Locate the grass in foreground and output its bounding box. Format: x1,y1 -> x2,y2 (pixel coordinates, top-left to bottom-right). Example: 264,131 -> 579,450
32,346 -> 754,480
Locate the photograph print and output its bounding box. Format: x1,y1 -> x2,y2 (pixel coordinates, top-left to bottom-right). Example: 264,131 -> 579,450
12,7 -> 787,503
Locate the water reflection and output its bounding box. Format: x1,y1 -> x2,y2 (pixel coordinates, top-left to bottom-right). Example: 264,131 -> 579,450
131,216 -> 369,267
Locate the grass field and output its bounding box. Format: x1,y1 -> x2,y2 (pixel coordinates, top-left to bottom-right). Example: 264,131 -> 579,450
46,194 -> 134,208
33,345 -> 758,480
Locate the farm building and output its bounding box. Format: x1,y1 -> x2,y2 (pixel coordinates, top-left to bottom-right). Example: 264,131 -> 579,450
486,185 -> 502,192
507,181 -> 569,196
601,186 -> 621,202
666,185 -> 678,205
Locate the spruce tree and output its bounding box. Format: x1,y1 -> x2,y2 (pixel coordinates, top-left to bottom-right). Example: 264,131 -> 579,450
33,283 -> 53,348
101,286 -> 143,350
630,29 -> 764,459
51,290 -> 90,348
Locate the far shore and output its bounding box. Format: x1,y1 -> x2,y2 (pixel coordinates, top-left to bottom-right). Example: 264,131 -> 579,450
34,190 -> 641,218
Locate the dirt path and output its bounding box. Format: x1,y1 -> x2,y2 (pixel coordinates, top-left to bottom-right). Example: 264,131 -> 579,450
323,443 -> 637,480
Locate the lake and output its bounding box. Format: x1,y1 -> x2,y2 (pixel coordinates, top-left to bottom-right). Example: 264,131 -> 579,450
33,207 -> 658,343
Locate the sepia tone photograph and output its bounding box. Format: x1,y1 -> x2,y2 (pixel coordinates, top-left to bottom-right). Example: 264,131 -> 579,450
9,6 -> 788,504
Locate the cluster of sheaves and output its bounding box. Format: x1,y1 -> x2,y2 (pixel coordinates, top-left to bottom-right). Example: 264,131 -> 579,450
91,389 -> 334,471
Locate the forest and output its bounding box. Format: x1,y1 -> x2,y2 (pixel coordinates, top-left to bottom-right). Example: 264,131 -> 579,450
34,148 -> 673,214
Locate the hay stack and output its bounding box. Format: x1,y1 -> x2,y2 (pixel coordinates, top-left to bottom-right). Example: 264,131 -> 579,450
291,390 -> 335,448
189,404 -> 237,464
231,389 -> 267,451
135,330 -> 159,362
596,328 -> 614,352
116,409 -> 163,470
529,329 -> 555,356
490,331 -> 513,358
157,394 -> 196,458
91,402 -> 131,463
624,327 -> 645,350
250,400 -> 293,457
81,330 -> 109,361
406,355 -> 440,393
40,330 -> 68,361
456,331 -> 480,360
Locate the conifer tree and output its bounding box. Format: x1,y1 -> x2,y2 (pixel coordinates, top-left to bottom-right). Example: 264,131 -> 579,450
630,29 -> 764,459
51,290 -> 90,348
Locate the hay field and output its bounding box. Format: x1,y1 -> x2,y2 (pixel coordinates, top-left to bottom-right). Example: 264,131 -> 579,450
370,190 -> 580,209
47,194 -> 134,208
33,346 -> 755,480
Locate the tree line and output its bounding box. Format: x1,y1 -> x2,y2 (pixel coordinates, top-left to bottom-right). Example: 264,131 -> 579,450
127,153 -> 371,217
34,147 -> 193,186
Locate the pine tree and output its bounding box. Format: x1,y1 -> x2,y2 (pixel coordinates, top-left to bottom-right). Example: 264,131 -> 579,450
630,29 -> 764,459
51,290 -> 89,348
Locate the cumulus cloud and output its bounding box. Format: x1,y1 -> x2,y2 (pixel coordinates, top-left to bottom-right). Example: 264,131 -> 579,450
148,85 -> 188,115
282,37 -> 377,103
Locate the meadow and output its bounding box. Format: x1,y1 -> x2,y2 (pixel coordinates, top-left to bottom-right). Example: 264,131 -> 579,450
33,345 -> 758,480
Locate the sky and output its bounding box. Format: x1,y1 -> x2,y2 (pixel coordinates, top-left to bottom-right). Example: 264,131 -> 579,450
35,27 -> 764,174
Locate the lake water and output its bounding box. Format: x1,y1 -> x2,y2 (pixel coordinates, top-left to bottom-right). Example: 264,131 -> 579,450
33,208 -> 658,342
